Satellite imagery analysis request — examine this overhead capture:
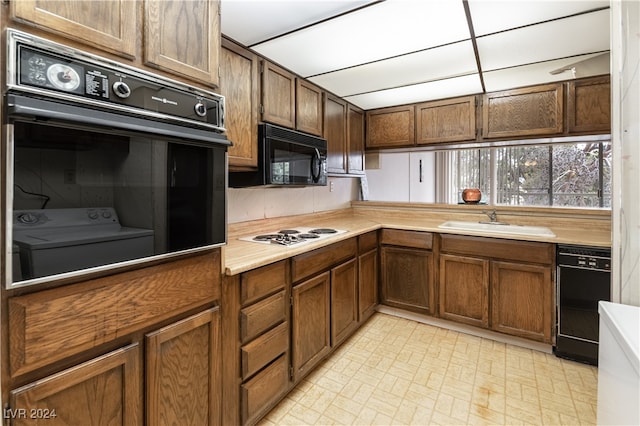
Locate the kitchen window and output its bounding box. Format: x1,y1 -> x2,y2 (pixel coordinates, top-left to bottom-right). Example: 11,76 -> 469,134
441,142 -> 612,208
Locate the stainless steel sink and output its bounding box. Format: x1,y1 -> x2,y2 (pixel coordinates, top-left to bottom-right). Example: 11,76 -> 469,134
437,220 -> 556,237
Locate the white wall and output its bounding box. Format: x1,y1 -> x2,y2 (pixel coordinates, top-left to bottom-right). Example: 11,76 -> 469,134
364,152 -> 436,202
611,0 -> 640,305
227,176 -> 360,223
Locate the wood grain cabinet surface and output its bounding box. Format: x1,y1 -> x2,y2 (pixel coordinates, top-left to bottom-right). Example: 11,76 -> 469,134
221,38 -> 260,169
439,234 -> 554,343
261,61 -> 296,128
146,308 -> 221,426
330,259 -> 358,347
296,79 -> 324,136
11,0 -> 222,87
380,230 -> 435,315
144,0 -> 221,86
566,75 -> 611,134
366,105 -> 415,148
10,343 -> 142,426
347,104 -> 366,174
482,83 -> 564,139
325,93 -> 349,174
416,96 -> 477,144
10,0 -> 137,58
358,231 -> 379,321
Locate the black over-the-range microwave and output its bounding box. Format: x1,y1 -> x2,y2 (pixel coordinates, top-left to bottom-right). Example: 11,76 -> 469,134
228,123 -> 328,187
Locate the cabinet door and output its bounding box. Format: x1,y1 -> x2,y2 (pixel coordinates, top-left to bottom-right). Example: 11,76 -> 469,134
325,93 -> 348,174
146,308 -> 221,426
416,96 -> 477,144
144,0 -> 221,86
331,259 -> 358,347
358,248 -> 378,321
381,246 -> 434,315
291,272 -> 331,382
221,39 -> 260,169
491,261 -> 553,343
10,344 -> 141,426
261,61 -> 296,128
366,105 -> 415,148
10,0 -> 137,58
347,104 -> 366,174
567,75 -> 611,134
439,254 -> 490,328
482,83 -> 563,139
296,79 -> 324,136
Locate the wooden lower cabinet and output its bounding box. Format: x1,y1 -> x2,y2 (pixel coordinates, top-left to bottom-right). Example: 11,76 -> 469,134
491,261 -> 553,342
241,355 -> 289,425
358,244 -> 378,321
291,272 -> 331,382
10,344 -> 142,425
439,234 -> 554,343
146,308 -> 221,426
331,259 -> 358,346
380,229 -> 435,315
439,254 -> 489,328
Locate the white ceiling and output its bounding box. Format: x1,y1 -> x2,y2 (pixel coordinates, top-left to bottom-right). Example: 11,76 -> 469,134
221,0 -> 610,110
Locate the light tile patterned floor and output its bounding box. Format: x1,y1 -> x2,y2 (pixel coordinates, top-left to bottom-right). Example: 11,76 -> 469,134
260,313 -> 598,426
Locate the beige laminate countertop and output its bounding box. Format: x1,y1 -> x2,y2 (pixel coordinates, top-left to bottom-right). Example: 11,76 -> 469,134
223,203 -> 611,276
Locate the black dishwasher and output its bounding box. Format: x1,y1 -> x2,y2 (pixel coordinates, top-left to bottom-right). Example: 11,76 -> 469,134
555,245 -> 611,365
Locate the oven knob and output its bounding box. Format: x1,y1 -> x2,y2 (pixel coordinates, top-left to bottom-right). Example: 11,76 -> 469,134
112,81 -> 131,99
194,102 -> 207,117
88,211 -> 99,220
101,210 -> 112,219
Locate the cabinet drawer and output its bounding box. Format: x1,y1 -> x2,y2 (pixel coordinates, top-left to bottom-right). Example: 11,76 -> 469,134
380,229 -> 433,250
440,234 -> 554,264
358,231 -> 378,253
292,238 -> 356,283
241,322 -> 288,380
241,354 -> 289,425
241,260 -> 287,306
240,291 -> 286,343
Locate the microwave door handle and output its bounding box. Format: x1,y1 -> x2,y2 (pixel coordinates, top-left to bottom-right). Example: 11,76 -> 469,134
311,148 -> 322,183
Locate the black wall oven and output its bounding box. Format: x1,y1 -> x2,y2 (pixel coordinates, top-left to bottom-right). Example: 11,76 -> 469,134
3,29 -> 229,288
555,244 -> 611,365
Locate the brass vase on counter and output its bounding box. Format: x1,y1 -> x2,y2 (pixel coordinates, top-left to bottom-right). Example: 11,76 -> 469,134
462,188 -> 482,204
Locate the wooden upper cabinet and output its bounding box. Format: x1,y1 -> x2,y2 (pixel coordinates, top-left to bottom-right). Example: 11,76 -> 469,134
261,61 -> 296,128
324,93 -> 348,174
366,105 -> 415,148
296,79 -> 324,136
482,83 -> 564,139
144,0 -> 221,87
10,0 -> 137,58
10,344 -> 142,426
416,96 -> 477,144
220,39 -> 260,169
567,75 -> 611,134
347,104 -> 365,174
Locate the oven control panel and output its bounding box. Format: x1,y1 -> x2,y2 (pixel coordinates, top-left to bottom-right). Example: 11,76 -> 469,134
7,29 -> 225,132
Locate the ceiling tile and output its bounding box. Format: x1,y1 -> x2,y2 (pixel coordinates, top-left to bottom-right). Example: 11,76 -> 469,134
251,0 -> 470,77
483,52 -> 610,92
345,74 -> 482,110
309,40 -> 478,97
468,0 -> 610,36
220,0 -> 375,46
476,9 -> 610,72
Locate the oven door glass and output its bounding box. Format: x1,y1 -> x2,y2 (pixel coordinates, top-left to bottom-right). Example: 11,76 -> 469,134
268,140 -> 326,185
8,120 -> 226,286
